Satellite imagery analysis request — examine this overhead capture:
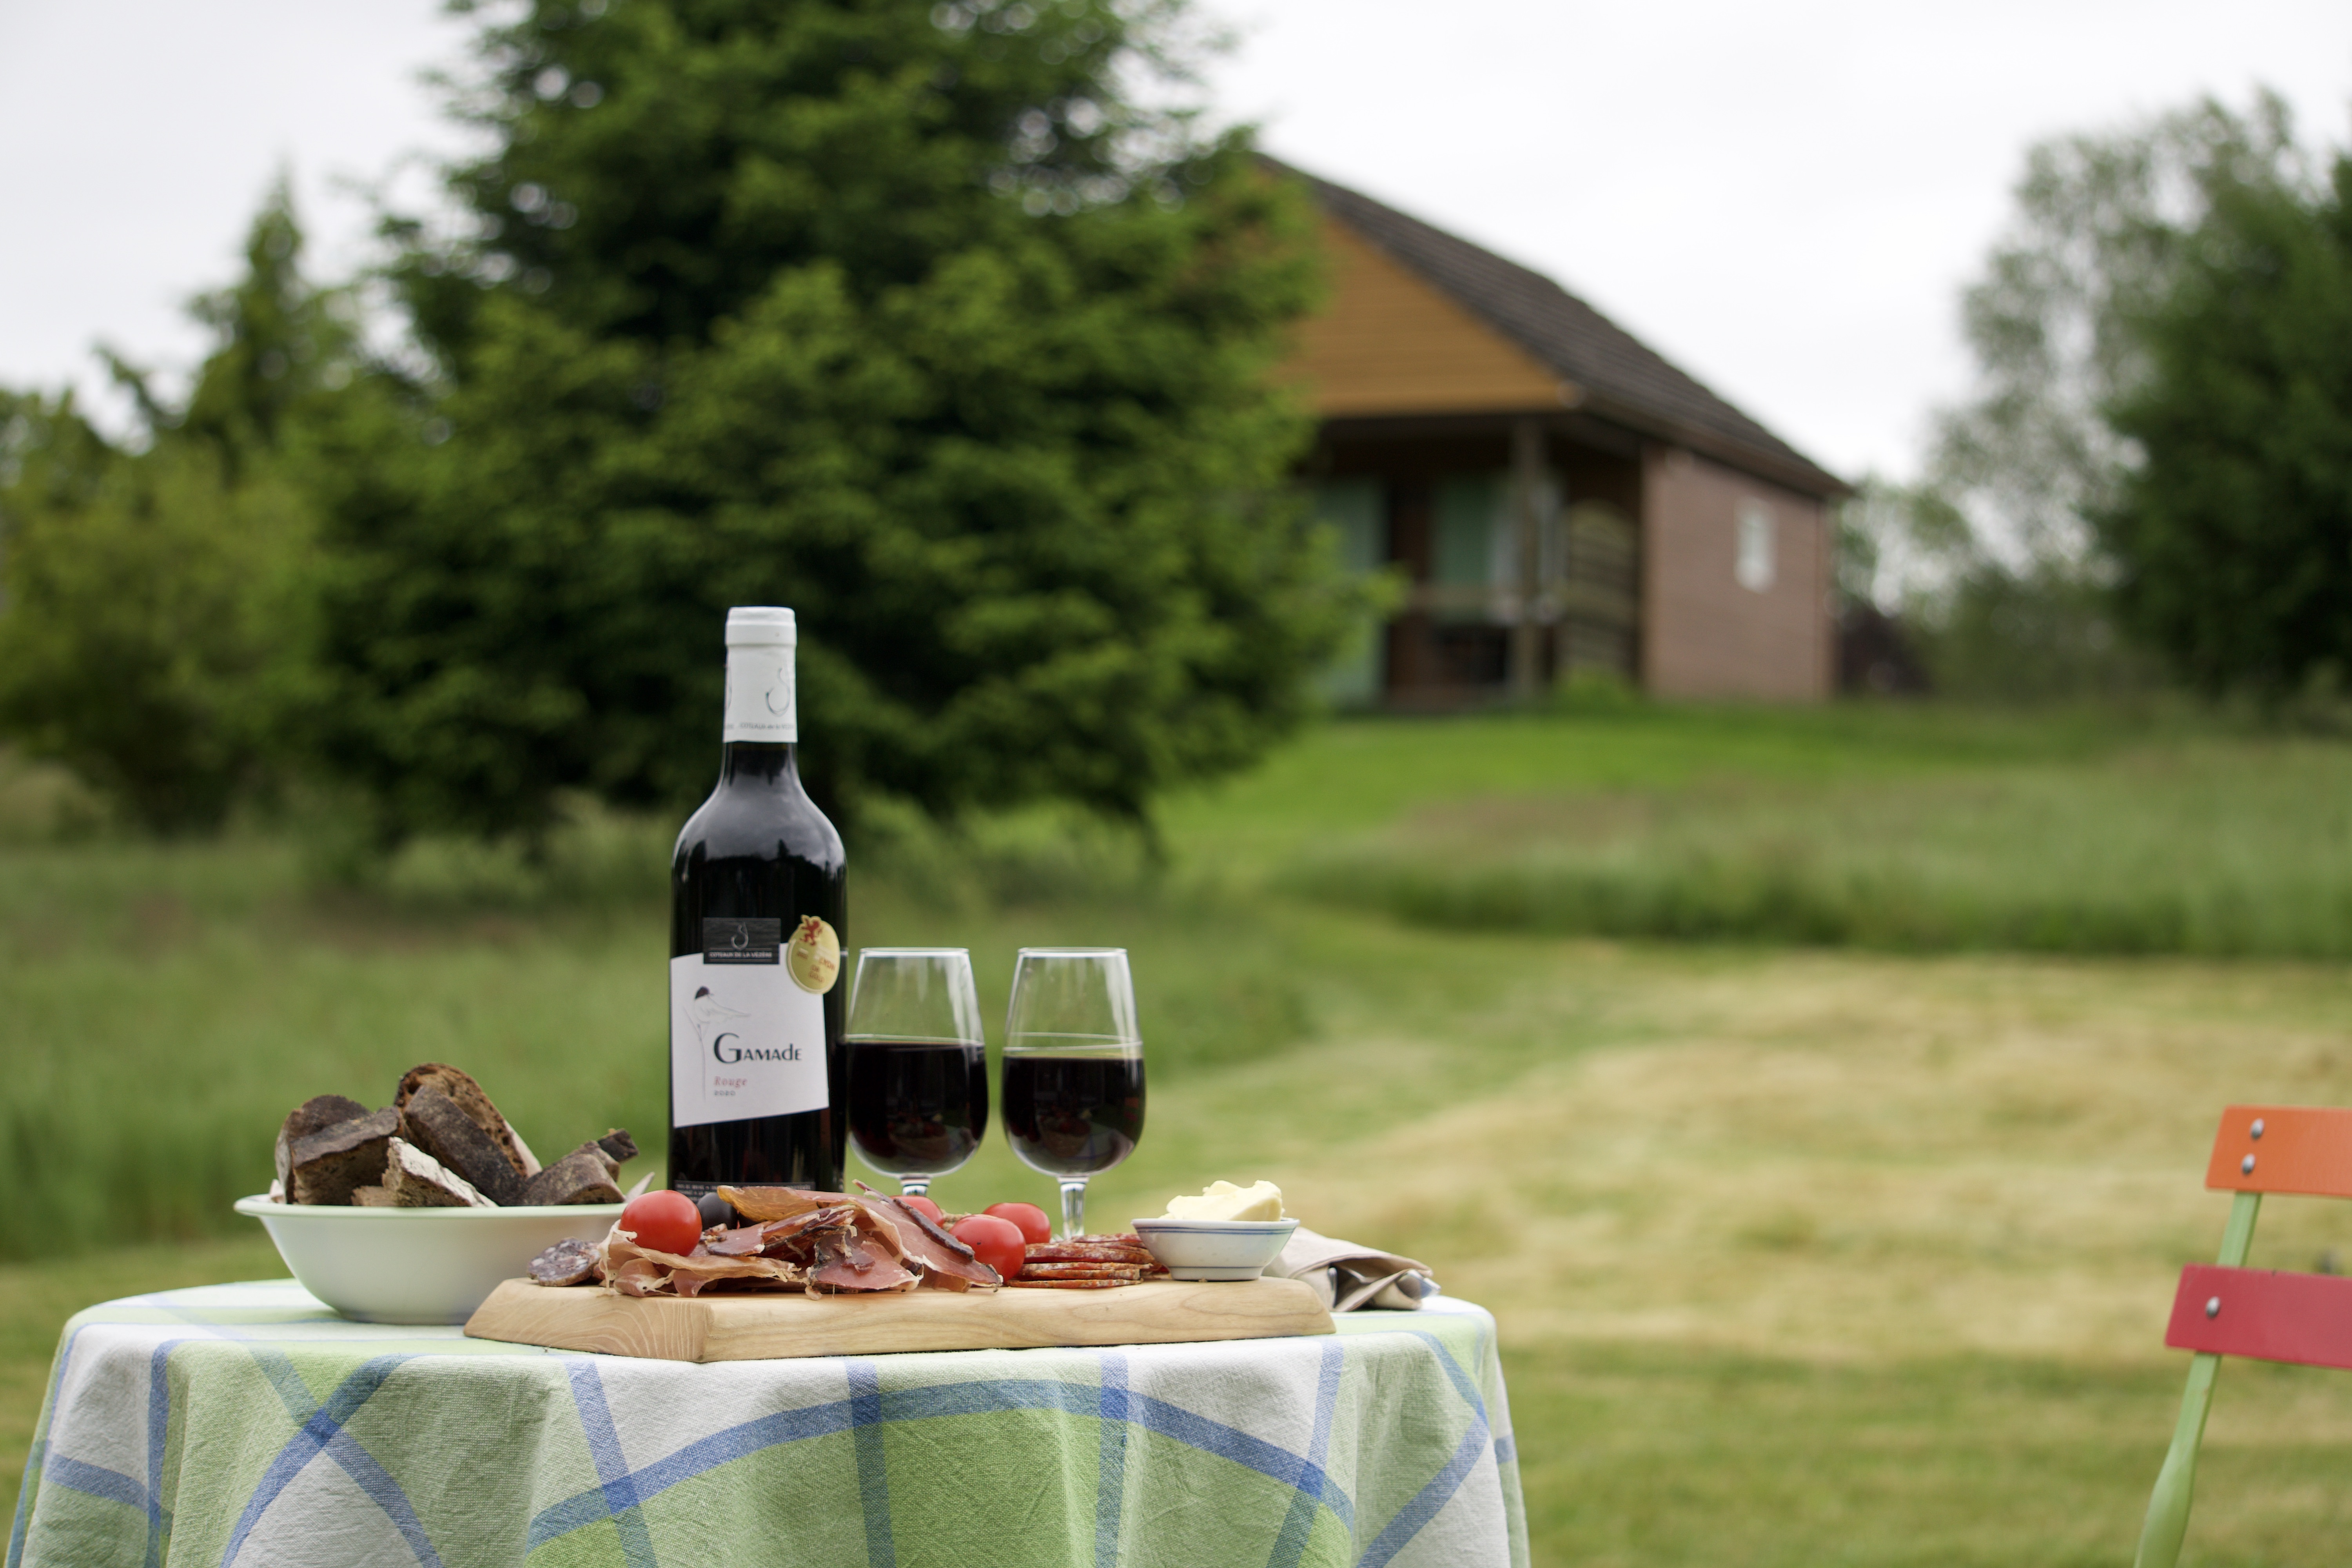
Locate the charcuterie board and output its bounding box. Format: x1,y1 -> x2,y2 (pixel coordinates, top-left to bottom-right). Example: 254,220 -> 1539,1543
464,1276 -> 1334,1362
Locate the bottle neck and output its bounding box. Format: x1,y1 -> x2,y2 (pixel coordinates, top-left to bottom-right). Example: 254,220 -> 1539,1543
722,642 -> 798,746
719,741 -> 800,787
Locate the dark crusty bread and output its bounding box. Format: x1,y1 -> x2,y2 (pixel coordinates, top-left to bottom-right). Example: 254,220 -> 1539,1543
400,1087 -> 526,1205
380,1137 -> 492,1207
596,1129 -> 639,1166
393,1064 -> 526,1178
288,1108 -> 399,1205
275,1095 -> 369,1193
519,1149 -> 624,1206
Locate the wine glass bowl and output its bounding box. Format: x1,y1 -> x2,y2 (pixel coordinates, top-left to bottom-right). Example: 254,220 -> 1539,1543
844,949 -> 987,1198
1002,948 -> 1146,1240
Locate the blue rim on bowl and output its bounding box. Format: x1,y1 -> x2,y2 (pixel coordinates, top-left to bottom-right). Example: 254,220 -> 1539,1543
1131,1216 -> 1298,1282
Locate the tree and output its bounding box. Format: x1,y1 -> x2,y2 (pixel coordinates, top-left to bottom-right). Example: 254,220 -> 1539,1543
2100,147 -> 2352,694
1844,94 -> 2307,702
310,0 -> 1351,844
0,185 -> 350,832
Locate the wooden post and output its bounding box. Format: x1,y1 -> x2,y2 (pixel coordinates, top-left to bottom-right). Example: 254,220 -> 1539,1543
1509,416 -> 1545,701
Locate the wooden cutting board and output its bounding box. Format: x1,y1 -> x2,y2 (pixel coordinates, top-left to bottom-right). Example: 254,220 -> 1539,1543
464,1277 -> 1334,1362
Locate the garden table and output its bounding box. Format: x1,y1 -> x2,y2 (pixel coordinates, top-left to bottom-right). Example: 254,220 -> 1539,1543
10,1280 -> 1526,1568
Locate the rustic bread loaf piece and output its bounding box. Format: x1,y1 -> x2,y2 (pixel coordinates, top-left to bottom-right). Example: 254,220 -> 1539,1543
519,1149 -> 624,1206
400,1087 -> 527,1205
274,1094 -> 369,1194
288,1107 -> 399,1205
379,1136 -> 494,1207
393,1063 -> 527,1178
595,1129 -> 639,1166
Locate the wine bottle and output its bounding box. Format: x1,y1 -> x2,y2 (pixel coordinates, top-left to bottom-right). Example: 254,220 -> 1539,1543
667,606 -> 847,1197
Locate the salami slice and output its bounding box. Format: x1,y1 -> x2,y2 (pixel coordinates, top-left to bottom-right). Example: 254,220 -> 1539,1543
1024,1244 -> 1155,1265
1005,1277 -> 1129,1289
1018,1261 -> 1146,1280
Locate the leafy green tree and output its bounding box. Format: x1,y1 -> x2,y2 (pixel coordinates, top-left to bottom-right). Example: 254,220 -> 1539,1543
1851,94 -> 2307,702
0,184 -> 350,831
2100,147 -> 2352,694
310,0 -> 1349,843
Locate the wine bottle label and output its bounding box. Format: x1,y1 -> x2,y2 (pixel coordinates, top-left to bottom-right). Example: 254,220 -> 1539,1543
722,644 -> 797,744
671,942 -> 828,1128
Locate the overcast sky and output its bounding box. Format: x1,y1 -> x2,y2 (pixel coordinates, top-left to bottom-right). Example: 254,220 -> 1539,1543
2,1 -> 2348,481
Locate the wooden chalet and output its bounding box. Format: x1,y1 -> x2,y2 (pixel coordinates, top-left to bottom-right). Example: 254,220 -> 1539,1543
1274,162 -> 1851,706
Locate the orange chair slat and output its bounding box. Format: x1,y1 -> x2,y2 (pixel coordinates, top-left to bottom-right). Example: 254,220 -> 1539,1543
2164,1264 -> 2352,1369
2201,1104 -> 2352,1197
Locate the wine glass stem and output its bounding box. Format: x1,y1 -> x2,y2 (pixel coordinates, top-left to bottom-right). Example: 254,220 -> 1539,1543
1058,1178 -> 1089,1241
898,1177 -> 931,1200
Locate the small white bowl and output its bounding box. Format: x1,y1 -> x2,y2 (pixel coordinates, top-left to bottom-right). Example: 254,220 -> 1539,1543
1131,1216 -> 1299,1282
234,1196 -> 622,1324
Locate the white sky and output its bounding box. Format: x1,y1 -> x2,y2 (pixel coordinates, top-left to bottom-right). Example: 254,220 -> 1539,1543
2,1 -> 2348,481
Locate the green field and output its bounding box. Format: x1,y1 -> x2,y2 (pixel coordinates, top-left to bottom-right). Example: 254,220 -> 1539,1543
10,704 -> 2352,1563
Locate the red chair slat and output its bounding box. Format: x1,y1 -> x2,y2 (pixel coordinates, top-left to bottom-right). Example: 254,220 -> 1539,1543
2164,1264 -> 2352,1370
2202,1105 -> 2352,1198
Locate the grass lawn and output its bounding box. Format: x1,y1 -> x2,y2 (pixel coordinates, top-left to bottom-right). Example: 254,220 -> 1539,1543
9,704 -> 2352,1561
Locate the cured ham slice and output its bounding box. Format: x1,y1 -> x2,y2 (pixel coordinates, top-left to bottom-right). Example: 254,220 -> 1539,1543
811,1232 -> 917,1292
863,1196 -> 999,1290
718,1185 -> 829,1223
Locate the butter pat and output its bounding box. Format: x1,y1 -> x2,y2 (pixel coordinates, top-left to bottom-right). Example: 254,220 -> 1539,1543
1162,1180 -> 1285,1222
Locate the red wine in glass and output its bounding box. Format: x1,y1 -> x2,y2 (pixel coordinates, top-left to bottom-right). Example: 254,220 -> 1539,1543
848,1040 -> 988,1178
1002,1052 -> 1146,1177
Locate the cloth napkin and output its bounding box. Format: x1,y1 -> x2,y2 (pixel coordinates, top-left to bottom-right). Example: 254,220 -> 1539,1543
1270,1225 -> 1436,1311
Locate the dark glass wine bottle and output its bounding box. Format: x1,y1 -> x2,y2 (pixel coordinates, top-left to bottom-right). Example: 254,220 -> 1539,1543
667,606 -> 847,1197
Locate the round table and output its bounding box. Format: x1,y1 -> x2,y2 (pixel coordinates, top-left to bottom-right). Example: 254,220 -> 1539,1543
12,1281 -> 1526,1567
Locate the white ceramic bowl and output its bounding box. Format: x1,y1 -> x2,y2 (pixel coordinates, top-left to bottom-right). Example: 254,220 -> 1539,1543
1131,1216 -> 1299,1282
234,1196 -> 622,1324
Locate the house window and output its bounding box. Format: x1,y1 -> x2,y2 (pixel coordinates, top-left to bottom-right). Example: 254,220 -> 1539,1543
1735,499 -> 1776,592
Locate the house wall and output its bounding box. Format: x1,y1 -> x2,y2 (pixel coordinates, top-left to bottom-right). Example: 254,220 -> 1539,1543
1282,217 -> 1569,417
1641,446 -> 1833,700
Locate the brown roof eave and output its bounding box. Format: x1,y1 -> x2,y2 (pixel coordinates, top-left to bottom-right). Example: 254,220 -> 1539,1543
1572,394 -> 1854,500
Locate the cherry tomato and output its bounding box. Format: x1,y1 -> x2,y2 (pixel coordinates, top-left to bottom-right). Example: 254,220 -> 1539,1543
952,1214 -> 1027,1281
897,1195 -> 944,1226
619,1189 -> 703,1256
984,1201 -> 1051,1247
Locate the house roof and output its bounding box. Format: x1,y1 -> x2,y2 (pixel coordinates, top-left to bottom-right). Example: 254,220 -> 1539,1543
1273,160 -> 1849,499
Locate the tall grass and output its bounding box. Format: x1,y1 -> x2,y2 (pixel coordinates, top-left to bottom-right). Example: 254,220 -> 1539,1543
1279,735 -> 2352,956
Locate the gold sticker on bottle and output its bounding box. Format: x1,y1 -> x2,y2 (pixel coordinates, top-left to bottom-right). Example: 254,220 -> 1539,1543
786,915 -> 841,994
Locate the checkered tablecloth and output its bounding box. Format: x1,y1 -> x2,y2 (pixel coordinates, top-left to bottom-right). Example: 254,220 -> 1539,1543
9,1280 -> 1525,1567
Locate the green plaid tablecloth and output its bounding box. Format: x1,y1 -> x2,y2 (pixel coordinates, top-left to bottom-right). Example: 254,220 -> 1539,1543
10,1280 -> 1526,1567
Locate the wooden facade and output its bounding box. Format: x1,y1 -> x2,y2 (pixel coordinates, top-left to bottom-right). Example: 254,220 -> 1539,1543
1276,170 -> 1847,708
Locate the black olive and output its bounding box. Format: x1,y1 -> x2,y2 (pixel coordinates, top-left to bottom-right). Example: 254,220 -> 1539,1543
696,1191 -> 737,1230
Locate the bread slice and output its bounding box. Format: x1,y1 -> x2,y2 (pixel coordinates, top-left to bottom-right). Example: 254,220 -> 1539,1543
288,1108 -> 399,1205
393,1064 -> 527,1178
275,1094 -> 369,1193
399,1087 -> 527,1205
381,1137 -> 494,1207
519,1149 -> 624,1206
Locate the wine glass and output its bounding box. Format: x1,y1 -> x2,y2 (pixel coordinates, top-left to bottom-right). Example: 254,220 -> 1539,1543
1002,948 -> 1146,1240
844,949 -> 987,1199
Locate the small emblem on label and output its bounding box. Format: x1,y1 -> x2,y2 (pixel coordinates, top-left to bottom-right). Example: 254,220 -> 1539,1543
786,915 -> 841,994
703,917 -> 782,965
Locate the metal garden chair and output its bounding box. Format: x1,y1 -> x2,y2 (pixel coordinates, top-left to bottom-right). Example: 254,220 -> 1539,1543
2136,1103 -> 2352,1568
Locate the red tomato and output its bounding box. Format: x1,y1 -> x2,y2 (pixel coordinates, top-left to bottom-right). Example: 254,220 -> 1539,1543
897,1195 -> 944,1225
984,1201 -> 1051,1247
952,1214 -> 1027,1281
619,1190 -> 703,1256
